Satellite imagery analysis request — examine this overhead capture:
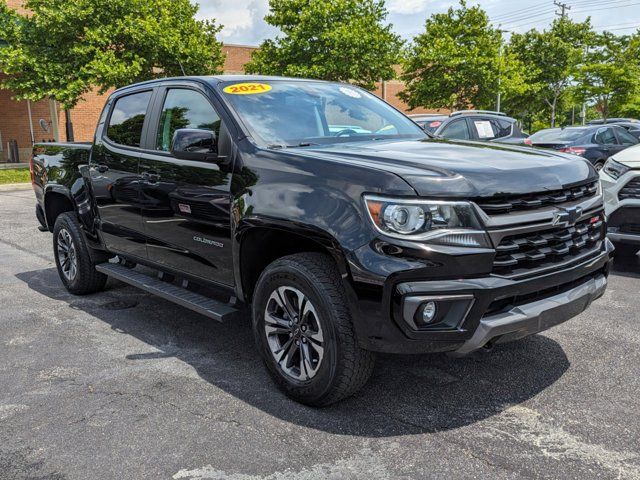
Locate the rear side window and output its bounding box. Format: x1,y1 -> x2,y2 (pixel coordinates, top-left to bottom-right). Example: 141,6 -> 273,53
615,128 -> 638,145
594,128 -> 617,145
441,119 -> 471,140
106,91 -> 152,147
492,119 -> 513,138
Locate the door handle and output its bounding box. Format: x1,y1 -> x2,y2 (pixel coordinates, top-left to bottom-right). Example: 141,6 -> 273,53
96,164 -> 109,173
142,171 -> 161,183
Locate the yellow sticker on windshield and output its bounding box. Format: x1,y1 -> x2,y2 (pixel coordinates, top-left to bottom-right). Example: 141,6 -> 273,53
223,83 -> 272,95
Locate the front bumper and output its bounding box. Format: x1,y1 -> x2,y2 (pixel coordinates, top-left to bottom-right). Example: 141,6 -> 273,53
349,239 -> 613,354
452,272 -> 606,355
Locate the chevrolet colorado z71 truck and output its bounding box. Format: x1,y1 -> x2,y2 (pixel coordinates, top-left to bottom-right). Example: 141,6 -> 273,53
31,76 -> 613,406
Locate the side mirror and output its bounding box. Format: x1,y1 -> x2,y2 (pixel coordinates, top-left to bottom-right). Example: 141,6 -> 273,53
171,129 -> 218,162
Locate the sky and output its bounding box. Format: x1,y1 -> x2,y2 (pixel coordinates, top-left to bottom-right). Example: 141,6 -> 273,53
195,0 -> 640,46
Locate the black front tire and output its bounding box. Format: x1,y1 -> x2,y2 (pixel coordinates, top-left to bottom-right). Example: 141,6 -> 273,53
252,253 -> 375,407
53,212 -> 108,295
613,242 -> 638,258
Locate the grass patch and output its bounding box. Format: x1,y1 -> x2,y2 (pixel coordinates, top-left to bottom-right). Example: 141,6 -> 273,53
0,168 -> 30,185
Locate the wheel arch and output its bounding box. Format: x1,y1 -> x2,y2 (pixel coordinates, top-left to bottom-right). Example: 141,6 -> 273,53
44,189 -> 74,232
234,222 -> 351,303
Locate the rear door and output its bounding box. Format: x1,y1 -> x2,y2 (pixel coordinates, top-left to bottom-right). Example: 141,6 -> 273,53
613,126 -> 639,150
90,89 -> 154,258
139,84 -> 235,287
593,126 -> 622,159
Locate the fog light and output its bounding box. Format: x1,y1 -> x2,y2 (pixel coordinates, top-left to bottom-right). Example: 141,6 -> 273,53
422,301 -> 437,323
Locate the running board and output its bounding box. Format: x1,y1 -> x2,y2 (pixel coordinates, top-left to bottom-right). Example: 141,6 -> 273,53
95,263 -> 239,322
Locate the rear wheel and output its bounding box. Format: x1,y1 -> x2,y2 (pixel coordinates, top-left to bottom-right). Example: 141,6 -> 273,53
594,160 -> 605,171
53,212 -> 108,295
613,242 -> 638,258
252,253 -> 375,406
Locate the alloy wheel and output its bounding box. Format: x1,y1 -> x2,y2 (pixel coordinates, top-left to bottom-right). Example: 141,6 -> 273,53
264,286 -> 325,381
57,228 -> 78,282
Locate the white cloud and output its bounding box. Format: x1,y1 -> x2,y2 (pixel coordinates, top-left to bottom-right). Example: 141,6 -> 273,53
386,0 -> 431,15
193,0 -> 640,45
195,0 -> 277,45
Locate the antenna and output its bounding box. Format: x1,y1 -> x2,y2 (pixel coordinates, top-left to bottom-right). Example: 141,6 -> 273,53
178,60 -> 186,76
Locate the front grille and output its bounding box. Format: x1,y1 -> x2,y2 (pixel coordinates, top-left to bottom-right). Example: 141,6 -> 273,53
619,177 -> 640,200
493,214 -> 604,277
476,181 -> 598,215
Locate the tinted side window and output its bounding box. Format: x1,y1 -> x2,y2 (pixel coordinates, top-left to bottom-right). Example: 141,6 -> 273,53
156,89 -> 221,152
492,119 -> 513,138
470,119 -> 496,139
594,128 -> 617,145
615,128 -> 639,145
106,91 -> 152,147
442,119 -> 471,140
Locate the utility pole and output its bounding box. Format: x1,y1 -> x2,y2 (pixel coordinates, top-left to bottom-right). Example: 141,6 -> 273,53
496,27 -> 508,113
554,1 -> 571,18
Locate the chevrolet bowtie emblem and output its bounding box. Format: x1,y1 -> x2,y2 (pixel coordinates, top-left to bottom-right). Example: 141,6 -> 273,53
553,206 -> 583,227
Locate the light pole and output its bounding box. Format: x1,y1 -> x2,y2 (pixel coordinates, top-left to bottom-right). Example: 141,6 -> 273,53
496,28 -> 509,113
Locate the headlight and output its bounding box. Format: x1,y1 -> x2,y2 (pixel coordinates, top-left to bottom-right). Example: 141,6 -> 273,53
603,158 -> 630,180
364,195 -> 490,247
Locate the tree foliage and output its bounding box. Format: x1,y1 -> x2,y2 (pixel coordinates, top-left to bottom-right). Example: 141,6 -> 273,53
574,32 -> 640,121
244,0 -> 403,90
399,1 -> 527,111
507,18 -> 594,127
0,0 -> 224,108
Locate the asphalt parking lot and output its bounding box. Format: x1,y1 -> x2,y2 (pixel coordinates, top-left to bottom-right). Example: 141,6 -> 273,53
1,185 -> 639,480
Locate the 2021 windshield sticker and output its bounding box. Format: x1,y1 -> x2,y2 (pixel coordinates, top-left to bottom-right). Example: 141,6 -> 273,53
223,83 -> 272,95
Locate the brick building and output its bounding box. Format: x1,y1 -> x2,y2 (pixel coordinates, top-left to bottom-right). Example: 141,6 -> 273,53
1,1 -> 443,163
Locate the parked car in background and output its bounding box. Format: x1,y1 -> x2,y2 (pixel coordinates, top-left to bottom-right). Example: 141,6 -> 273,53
600,143 -> 640,257
528,125 -> 639,170
408,113 -> 447,130
409,111 -> 529,145
588,118 -> 640,140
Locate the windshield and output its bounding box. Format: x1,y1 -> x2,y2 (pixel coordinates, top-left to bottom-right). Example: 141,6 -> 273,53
529,128 -> 588,143
218,80 -> 425,146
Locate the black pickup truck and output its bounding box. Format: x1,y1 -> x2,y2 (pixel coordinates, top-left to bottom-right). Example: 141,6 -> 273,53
31,75 -> 613,406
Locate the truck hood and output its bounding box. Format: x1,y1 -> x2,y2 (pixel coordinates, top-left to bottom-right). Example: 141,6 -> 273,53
611,143 -> 640,168
286,138 -> 596,197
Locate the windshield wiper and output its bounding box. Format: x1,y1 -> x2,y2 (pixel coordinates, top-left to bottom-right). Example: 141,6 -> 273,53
267,142 -> 320,149
289,141 -> 320,148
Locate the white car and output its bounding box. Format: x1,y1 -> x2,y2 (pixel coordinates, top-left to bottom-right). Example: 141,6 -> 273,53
600,144 -> 640,256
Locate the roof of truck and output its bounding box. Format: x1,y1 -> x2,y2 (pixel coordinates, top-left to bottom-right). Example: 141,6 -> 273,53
112,75 -> 331,95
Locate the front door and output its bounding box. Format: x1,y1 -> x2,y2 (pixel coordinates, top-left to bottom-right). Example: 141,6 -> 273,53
140,87 -> 234,287
90,90 -> 153,259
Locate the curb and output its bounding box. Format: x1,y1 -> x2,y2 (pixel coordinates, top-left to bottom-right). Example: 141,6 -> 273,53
0,183 -> 32,191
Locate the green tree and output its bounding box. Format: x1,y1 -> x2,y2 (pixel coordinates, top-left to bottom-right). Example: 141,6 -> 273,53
508,18 -> 593,127
399,1 -> 527,111
575,32 -> 640,121
244,0 -> 402,89
0,0 -> 223,110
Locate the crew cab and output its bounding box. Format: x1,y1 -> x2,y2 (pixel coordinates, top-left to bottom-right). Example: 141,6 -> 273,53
31,76 -> 613,406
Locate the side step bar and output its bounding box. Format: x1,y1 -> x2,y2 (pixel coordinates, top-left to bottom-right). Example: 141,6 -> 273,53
96,263 -> 240,322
